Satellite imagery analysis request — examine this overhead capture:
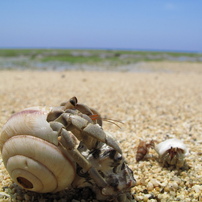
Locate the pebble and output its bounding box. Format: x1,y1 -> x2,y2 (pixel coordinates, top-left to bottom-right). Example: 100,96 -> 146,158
0,192 -> 10,199
192,185 -> 202,193
171,176 -> 181,184
150,179 -> 160,187
170,181 -> 179,189
147,182 -> 154,191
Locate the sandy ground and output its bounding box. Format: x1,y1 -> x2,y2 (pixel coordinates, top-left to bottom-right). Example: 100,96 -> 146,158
0,61 -> 202,201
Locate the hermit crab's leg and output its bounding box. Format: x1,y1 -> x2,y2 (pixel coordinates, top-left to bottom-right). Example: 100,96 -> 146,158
49,123 -> 109,189
51,113 -> 122,153
88,107 -> 103,126
175,150 -> 185,168
75,103 -> 94,116
169,150 -> 178,165
176,158 -> 184,168
50,119 -> 135,198
160,152 -> 169,167
58,130 -> 133,196
75,103 -> 103,126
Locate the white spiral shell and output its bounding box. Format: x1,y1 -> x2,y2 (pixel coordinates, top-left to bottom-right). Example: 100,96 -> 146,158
155,138 -> 188,156
155,138 -> 189,168
0,107 -> 75,193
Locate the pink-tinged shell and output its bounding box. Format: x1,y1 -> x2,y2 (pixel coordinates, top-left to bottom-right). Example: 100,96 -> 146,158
0,107 -> 76,193
0,107 -> 58,150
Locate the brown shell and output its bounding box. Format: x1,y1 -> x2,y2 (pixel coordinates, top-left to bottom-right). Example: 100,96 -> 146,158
136,139 -> 155,162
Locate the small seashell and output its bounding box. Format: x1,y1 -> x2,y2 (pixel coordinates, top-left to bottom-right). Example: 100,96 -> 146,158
0,107 -> 76,193
136,139 -> 155,162
155,138 -> 189,168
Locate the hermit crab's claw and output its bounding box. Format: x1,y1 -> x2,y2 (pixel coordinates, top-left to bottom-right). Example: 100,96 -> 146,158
46,108 -> 64,122
60,97 -> 103,126
75,103 -> 103,127
47,97 -> 78,122
60,96 -> 78,110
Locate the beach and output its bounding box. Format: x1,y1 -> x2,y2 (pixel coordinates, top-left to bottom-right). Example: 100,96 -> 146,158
0,61 -> 202,201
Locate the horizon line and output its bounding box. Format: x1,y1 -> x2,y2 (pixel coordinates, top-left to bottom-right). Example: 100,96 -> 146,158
0,47 -> 201,54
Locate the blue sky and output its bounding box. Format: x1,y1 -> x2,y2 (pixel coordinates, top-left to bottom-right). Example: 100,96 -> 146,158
0,1 -> 201,52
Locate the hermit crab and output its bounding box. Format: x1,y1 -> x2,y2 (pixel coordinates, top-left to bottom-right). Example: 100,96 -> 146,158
135,139 -> 155,162
0,97 -> 136,201
155,138 -> 189,168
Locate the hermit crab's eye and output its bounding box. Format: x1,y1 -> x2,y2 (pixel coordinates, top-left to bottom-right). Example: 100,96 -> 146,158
70,96 -> 77,106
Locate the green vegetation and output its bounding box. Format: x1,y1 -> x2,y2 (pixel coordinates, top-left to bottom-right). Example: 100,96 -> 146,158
0,49 -> 201,70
